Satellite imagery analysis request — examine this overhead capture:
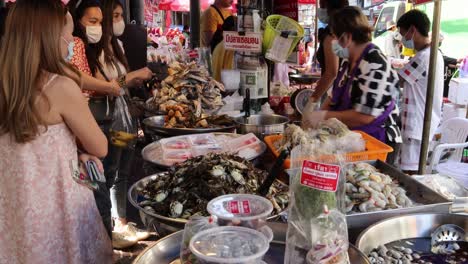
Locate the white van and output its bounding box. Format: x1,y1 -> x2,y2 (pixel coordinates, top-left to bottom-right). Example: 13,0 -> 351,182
372,1 -> 407,51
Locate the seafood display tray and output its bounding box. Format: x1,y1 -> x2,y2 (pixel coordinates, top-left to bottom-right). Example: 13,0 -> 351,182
346,160 -> 451,241
143,115 -> 236,137
128,173 -> 287,236
356,213 -> 468,256
132,222 -> 370,264
141,133 -> 267,167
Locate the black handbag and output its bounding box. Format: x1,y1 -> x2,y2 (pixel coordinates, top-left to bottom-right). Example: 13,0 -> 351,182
88,96 -> 114,124
89,64 -> 115,124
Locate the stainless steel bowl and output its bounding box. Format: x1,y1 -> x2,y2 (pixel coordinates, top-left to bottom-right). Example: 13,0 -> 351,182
133,223 -> 370,264
234,114 -> 289,139
128,173 -> 288,236
356,213 -> 468,255
143,116 -> 236,137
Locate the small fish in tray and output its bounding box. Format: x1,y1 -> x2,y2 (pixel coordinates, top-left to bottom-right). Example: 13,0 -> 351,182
137,153 -> 289,219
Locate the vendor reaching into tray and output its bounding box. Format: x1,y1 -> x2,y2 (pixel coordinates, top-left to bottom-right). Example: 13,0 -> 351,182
302,7 -> 402,165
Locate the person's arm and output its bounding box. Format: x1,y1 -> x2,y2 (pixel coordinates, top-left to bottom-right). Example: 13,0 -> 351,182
94,66 -> 152,89
321,96 -> 332,110
200,10 -> 217,47
311,35 -> 339,101
325,110 -> 375,127
55,78 -> 108,157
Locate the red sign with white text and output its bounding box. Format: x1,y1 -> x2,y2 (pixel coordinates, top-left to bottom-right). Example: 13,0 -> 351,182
274,0 -> 298,20
223,31 -> 262,53
412,0 -> 433,5
300,160 -> 340,192
227,200 -> 251,214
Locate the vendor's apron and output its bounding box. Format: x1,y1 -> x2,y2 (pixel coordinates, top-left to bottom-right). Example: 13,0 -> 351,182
331,43 -> 395,143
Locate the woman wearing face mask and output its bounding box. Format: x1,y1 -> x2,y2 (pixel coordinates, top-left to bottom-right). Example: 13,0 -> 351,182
89,0 -> 152,249
302,6 -> 402,165
65,1 -> 120,98
306,0 -> 348,102
0,0 -> 112,262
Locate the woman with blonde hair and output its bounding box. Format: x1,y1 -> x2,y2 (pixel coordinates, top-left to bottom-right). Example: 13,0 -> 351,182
0,0 -> 112,262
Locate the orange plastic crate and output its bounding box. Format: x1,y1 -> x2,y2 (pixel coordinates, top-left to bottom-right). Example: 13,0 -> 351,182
264,131 -> 393,169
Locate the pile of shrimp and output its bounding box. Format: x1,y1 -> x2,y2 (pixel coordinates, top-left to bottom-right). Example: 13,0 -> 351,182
345,163 -> 413,213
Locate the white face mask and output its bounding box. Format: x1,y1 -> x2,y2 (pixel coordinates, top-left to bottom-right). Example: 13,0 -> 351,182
332,35 -> 350,59
113,19 -> 125,37
86,25 -> 102,44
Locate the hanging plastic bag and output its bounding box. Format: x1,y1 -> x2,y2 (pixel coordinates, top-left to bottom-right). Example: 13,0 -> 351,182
460,56 -> 468,78
284,143 -> 350,264
109,96 -> 137,148
180,216 -> 217,263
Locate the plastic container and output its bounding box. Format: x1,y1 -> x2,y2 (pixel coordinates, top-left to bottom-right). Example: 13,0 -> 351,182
228,133 -> 261,151
264,131 -> 394,169
252,10 -> 261,33
207,194 -> 273,237
163,149 -> 193,161
263,15 -> 304,61
188,134 -> 218,146
160,137 -> 191,150
189,226 -> 270,264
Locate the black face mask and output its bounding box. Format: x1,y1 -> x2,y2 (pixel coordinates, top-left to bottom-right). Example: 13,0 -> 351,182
439,42 -> 442,48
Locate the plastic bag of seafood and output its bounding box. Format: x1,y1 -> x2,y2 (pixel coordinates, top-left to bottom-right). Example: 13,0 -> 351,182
305,208 -> 350,264
180,216 -> 217,264
284,144 -> 350,264
110,96 -> 137,148
207,194 -> 274,242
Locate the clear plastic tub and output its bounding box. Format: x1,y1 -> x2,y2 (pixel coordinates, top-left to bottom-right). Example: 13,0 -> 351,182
189,226 -> 270,264
160,137 -> 191,150
228,133 -> 260,151
207,194 -> 274,242
163,149 -> 193,161
188,134 -> 218,146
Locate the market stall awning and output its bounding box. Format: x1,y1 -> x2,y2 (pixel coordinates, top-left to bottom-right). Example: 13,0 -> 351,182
159,0 -> 237,12
298,0 -> 316,4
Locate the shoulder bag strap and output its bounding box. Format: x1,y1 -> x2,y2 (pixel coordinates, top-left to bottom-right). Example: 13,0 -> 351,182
211,5 -> 225,21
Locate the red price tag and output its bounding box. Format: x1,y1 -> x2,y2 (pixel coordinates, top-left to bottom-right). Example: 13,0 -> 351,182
229,201 -> 240,214
227,200 -> 251,214
300,160 -> 340,192
242,201 -> 251,214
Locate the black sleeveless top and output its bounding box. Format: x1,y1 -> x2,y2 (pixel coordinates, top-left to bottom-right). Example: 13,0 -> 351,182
316,26 -> 332,76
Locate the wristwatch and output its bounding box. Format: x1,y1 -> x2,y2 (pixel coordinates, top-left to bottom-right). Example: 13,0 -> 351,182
117,75 -> 126,88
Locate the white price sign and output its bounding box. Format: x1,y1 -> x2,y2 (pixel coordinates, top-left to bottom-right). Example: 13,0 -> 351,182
223,31 -> 262,53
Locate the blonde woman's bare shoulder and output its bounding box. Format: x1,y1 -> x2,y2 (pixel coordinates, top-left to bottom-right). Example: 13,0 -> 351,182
44,75 -> 85,104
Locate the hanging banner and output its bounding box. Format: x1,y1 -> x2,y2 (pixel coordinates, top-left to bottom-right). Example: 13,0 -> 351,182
223,31 -> 262,52
145,0 -> 155,24
274,0 -> 298,20
412,0 -> 433,4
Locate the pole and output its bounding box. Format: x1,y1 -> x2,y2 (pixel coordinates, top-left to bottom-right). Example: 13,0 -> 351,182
314,0 -> 318,53
190,0 -> 200,48
418,0 -> 442,174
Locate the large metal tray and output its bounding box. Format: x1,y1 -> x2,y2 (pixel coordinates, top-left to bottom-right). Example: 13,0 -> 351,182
356,213 -> 468,255
143,116 -> 236,137
132,222 -> 370,264
346,160 -> 452,241
141,133 -> 267,167
128,173 -> 287,236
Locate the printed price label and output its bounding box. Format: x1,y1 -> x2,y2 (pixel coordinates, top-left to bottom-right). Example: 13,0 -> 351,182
300,160 -> 340,192
227,200 -> 251,214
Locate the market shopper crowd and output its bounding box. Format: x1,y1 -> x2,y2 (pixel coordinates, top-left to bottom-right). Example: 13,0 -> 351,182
0,0 -> 153,262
